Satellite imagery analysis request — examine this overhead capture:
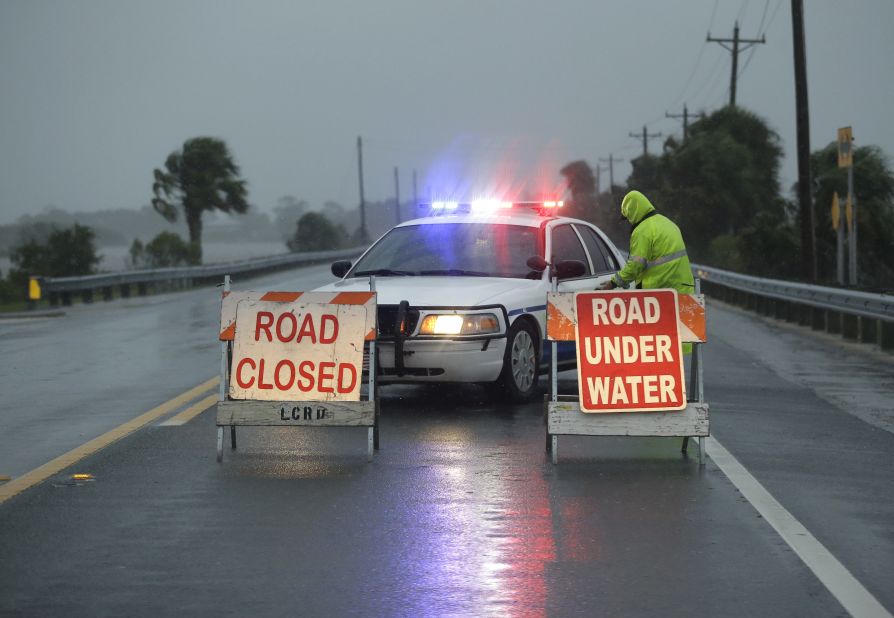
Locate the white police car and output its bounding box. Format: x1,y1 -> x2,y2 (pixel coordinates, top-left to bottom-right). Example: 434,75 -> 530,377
315,201 -> 625,401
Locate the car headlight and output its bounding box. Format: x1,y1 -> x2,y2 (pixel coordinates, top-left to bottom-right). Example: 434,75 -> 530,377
418,313 -> 500,336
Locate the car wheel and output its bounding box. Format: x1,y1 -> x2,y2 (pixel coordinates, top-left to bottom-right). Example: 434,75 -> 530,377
496,319 -> 540,402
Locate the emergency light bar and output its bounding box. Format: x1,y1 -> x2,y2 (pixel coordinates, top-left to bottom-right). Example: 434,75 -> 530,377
419,200 -> 564,216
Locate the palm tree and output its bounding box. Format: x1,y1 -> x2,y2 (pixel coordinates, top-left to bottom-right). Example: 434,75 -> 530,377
151,137 -> 249,262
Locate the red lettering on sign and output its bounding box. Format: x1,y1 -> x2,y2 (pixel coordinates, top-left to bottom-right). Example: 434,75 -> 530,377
297,360 -> 315,392
255,312 -> 274,342
337,363 -> 357,393
320,314 -> 339,344
274,359 -> 295,390
318,361 -> 335,393
276,312 -> 298,342
235,357 -> 256,388
297,313 -> 317,344
256,358 -> 274,390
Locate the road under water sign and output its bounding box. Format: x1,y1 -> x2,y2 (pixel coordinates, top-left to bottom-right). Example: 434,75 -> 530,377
574,289 -> 686,413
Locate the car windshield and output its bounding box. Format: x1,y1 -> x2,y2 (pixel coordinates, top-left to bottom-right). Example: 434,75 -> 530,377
351,222 -> 540,279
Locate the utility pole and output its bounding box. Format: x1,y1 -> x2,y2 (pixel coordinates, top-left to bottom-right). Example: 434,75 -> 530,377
412,169 -> 418,213
707,21 -> 766,107
791,0 -> 816,281
393,166 -> 401,225
592,164 -> 608,196
598,155 -> 624,196
666,104 -> 705,142
357,136 -> 367,243
629,125 -> 662,156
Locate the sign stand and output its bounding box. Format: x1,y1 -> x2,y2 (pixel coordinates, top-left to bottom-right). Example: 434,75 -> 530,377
545,279 -> 709,465
215,276 -> 379,463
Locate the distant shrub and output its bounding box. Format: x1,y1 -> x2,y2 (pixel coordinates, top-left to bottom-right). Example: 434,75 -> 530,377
287,212 -> 348,252
7,223 -> 101,290
129,232 -> 200,268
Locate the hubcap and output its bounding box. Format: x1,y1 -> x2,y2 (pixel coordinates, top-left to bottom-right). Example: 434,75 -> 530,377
510,330 -> 536,392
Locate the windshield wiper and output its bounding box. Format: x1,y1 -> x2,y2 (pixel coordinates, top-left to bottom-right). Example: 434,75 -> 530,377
418,269 -> 490,277
353,268 -> 416,277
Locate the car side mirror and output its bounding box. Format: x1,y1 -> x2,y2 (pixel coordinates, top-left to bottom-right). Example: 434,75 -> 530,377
554,259 -> 586,280
526,256 -> 548,272
331,260 -> 352,278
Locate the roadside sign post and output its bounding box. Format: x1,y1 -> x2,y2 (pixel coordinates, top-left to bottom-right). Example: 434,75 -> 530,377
545,282 -> 708,464
215,280 -> 379,462
838,126 -> 857,286
832,192 -> 845,285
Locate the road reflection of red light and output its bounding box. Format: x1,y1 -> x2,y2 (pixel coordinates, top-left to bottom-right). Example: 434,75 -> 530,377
501,481 -> 555,617
559,496 -> 599,563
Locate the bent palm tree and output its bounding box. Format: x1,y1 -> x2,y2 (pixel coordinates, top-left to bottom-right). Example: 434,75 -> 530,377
152,137 -> 249,263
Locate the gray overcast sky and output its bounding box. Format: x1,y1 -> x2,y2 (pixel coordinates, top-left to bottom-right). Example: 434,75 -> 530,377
1,0 -> 892,224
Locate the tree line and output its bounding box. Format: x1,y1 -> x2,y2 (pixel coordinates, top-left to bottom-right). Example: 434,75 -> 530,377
4,118 -> 891,306
561,106 -> 894,291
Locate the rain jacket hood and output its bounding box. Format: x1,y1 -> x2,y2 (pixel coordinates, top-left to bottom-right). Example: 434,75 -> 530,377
620,191 -> 655,225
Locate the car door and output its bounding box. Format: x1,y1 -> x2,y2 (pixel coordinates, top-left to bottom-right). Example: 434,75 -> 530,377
548,223 -> 613,293
573,223 -> 622,288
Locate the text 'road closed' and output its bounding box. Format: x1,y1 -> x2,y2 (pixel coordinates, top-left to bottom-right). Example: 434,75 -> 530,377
229,300 -> 368,402
574,290 -> 686,413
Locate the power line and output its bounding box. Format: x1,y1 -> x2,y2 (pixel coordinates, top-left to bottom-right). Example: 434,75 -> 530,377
688,47 -> 727,103
738,0 -> 772,79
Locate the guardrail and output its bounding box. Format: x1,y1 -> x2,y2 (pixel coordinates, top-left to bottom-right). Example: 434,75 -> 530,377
40,247 -> 365,307
694,263 -> 894,351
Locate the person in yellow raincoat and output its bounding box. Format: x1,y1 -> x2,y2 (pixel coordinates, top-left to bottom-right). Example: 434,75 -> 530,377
600,190 -> 695,351
601,190 -> 694,292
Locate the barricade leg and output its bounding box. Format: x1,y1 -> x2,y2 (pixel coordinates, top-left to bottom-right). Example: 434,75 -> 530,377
216,427 -> 224,463
681,436 -> 690,454
230,426 -> 237,450
698,437 -> 706,466
367,427 -> 374,462
373,400 -> 380,450
551,435 -> 558,465
543,395 -> 551,453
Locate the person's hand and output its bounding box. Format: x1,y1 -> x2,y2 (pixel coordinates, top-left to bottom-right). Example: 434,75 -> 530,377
599,279 -> 616,290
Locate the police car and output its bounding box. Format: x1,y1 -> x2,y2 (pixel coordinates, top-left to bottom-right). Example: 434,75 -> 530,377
315,201 -> 626,401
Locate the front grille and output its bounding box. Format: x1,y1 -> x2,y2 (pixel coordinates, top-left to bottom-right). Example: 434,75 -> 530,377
377,304 -> 420,337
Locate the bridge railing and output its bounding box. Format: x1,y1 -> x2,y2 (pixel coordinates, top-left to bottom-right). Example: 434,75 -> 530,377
40,247 -> 365,306
694,264 -> 894,350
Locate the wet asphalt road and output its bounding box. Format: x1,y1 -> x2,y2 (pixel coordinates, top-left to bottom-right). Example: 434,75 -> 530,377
1,263 -> 892,617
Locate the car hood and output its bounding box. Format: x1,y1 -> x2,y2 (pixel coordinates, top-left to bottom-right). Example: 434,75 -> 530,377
315,276 -> 542,307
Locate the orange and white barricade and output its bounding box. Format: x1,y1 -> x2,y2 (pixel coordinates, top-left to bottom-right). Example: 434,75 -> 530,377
215,276 -> 379,462
545,281 -> 708,464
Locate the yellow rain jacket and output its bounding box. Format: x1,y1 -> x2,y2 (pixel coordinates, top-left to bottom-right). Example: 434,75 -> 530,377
612,191 -> 694,294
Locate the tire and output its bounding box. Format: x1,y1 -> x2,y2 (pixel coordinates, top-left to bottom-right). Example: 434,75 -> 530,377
495,319 -> 540,403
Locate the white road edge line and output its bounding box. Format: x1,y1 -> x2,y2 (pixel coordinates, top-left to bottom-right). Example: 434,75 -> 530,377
706,436 -> 891,618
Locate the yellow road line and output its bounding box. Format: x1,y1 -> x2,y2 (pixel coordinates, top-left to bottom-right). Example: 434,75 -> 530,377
160,394 -> 219,426
0,376 -> 219,505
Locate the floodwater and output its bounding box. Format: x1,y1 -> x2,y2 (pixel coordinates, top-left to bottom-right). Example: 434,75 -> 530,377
0,241 -> 287,274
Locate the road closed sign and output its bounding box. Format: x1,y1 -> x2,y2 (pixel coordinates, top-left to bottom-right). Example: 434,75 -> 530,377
229,299 -> 370,402
574,289 -> 686,413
